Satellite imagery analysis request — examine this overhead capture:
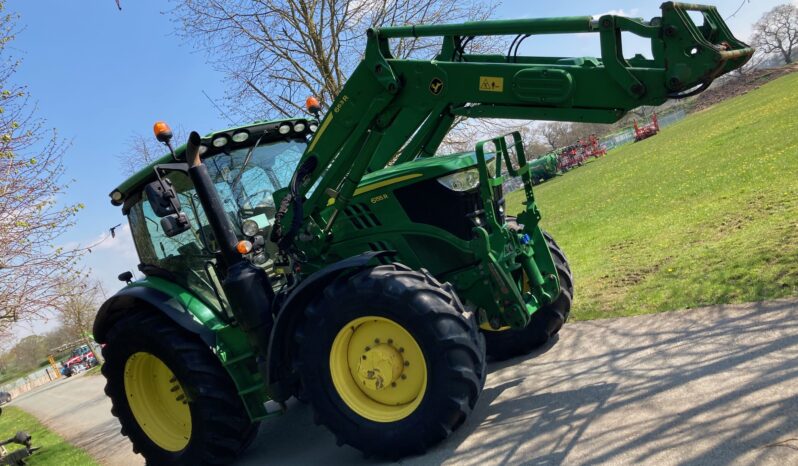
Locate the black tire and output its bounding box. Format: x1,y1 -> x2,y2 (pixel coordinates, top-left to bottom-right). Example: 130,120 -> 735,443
101,310 -> 259,465
483,228 -> 574,361
295,263 -> 486,458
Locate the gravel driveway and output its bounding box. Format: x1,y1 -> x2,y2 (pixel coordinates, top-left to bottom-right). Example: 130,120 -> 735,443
12,298 -> 798,465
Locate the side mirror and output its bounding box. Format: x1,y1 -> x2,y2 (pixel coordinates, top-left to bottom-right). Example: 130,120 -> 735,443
161,212 -> 191,238
145,179 -> 181,217
117,271 -> 133,283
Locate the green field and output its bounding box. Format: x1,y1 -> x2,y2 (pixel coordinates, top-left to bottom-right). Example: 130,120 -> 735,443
0,406 -> 96,466
507,72 -> 798,320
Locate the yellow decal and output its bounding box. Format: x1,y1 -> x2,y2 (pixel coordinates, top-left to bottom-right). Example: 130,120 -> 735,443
479,76 -> 504,93
308,112 -> 333,153
326,174 -> 423,206
370,194 -> 388,204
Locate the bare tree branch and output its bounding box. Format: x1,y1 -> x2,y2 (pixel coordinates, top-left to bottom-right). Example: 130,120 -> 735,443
751,4 -> 798,65
0,2 -> 86,334
169,0 -> 497,119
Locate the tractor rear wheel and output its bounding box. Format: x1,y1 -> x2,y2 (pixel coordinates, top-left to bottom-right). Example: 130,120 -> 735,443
483,229 -> 573,361
295,263 -> 485,458
101,310 -> 258,465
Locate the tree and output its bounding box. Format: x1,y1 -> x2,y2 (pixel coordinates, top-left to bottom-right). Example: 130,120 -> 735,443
7,335 -> 46,372
57,277 -> 104,363
0,2 -> 85,334
539,122 -> 573,150
750,4 -> 798,65
171,0 -> 496,119
117,127 -> 186,176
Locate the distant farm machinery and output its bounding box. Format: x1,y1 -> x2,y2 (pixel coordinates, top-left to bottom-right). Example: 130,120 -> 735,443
634,113 -> 660,141
551,134 -> 607,174
529,152 -> 559,183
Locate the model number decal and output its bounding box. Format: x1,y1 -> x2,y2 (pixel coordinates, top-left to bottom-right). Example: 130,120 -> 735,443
370,194 -> 389,204
334,95 -> 350,113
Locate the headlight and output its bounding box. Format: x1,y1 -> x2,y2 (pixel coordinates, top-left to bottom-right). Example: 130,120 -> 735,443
232,131 -> 249,143
278,124 -> 291,135
241,219 -> 260,237
437,168 -> 480,192
309,123 -> 319,132
293,122 -> 306,132
212,136 -> 228,148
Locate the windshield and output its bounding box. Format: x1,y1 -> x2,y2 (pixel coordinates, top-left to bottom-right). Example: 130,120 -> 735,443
204,138 -> 306,222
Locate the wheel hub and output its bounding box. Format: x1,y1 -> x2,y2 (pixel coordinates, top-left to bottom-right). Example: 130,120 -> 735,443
356,343 -> 403,391
329,316 -> 427,422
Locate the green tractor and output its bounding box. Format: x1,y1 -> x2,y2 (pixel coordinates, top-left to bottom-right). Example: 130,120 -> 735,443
94,3 -> 751,463
529,151 -> 560,184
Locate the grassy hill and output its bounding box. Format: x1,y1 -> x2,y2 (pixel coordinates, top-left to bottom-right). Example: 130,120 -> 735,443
507,72 -> 798,320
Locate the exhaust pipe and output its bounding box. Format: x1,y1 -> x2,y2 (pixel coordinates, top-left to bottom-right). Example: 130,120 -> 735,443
186,131 -> 275,366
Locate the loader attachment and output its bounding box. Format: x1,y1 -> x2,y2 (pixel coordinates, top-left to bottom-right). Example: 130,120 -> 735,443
285,2 -> 752,242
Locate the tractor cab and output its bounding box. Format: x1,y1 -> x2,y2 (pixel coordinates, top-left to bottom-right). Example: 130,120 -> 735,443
112,119 -> 313,306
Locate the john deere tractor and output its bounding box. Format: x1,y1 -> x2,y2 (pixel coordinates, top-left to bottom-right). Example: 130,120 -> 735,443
94,3 -> 751,463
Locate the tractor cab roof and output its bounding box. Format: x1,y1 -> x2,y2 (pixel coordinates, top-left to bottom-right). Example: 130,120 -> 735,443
109,118 -> 311,208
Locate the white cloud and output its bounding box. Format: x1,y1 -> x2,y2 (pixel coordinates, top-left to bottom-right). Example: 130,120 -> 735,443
80,224 -> 139,296
89,223 -> 136,256
592,8 -> 641,19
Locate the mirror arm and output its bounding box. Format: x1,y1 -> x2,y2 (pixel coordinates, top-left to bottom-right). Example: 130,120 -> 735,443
152,163 -> 189,215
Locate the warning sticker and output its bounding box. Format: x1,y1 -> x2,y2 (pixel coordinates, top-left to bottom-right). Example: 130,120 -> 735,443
479,76 -> 504,92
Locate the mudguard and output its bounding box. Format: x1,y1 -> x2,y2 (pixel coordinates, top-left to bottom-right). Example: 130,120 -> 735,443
93,277 -> 273,420
265,250 -> 393,402
93,278 -> 220,347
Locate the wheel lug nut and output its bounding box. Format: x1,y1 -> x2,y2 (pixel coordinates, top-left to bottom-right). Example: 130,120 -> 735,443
365,346 -> 370,351
399,347 -> 404,353
387,339 -> 393,344
404,361 -> 409,366
362,355 -> 367,360
391,382 -> 397,388
374,338 -> 380,344
401,374 -> 407,380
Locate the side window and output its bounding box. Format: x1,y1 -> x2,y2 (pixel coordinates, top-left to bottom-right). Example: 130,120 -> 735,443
128,172 -> 224,311
140,200 -> 204,260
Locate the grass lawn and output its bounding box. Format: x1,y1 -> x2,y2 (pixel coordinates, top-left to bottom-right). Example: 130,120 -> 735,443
507,72 -> 798,320
0,406 -> 96,465
83,365 -> 102,377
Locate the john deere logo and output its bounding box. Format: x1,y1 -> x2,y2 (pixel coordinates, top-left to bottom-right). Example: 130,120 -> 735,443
429,78 -> 444,95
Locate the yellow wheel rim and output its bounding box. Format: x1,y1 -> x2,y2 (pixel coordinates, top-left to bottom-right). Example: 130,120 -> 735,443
329,316 -> 427,423
480,322 -> 512,332
124,352 -> 192,452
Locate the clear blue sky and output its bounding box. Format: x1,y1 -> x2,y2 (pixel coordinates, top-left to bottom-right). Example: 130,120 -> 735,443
6,0 -> 787,339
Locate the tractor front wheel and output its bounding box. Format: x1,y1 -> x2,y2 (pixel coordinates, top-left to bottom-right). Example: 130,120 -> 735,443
296,264 -> 485,458
101,310 -> 258,465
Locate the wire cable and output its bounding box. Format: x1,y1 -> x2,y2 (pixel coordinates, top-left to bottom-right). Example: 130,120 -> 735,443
726,0 -> 749,20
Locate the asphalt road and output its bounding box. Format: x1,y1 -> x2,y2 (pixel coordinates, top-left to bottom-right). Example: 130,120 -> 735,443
11,298 -> 798,465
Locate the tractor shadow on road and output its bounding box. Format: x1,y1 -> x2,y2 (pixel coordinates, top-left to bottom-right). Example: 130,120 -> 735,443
239,299 -> 798,465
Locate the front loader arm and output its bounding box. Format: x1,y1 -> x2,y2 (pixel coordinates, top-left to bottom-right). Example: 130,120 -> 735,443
278,2 -> 752,250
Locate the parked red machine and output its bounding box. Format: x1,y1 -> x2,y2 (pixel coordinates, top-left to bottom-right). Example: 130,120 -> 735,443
581,134 -> 607,158
633,113 -> 660,141
557,143 -> 584,172
557,134 -> 606,172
